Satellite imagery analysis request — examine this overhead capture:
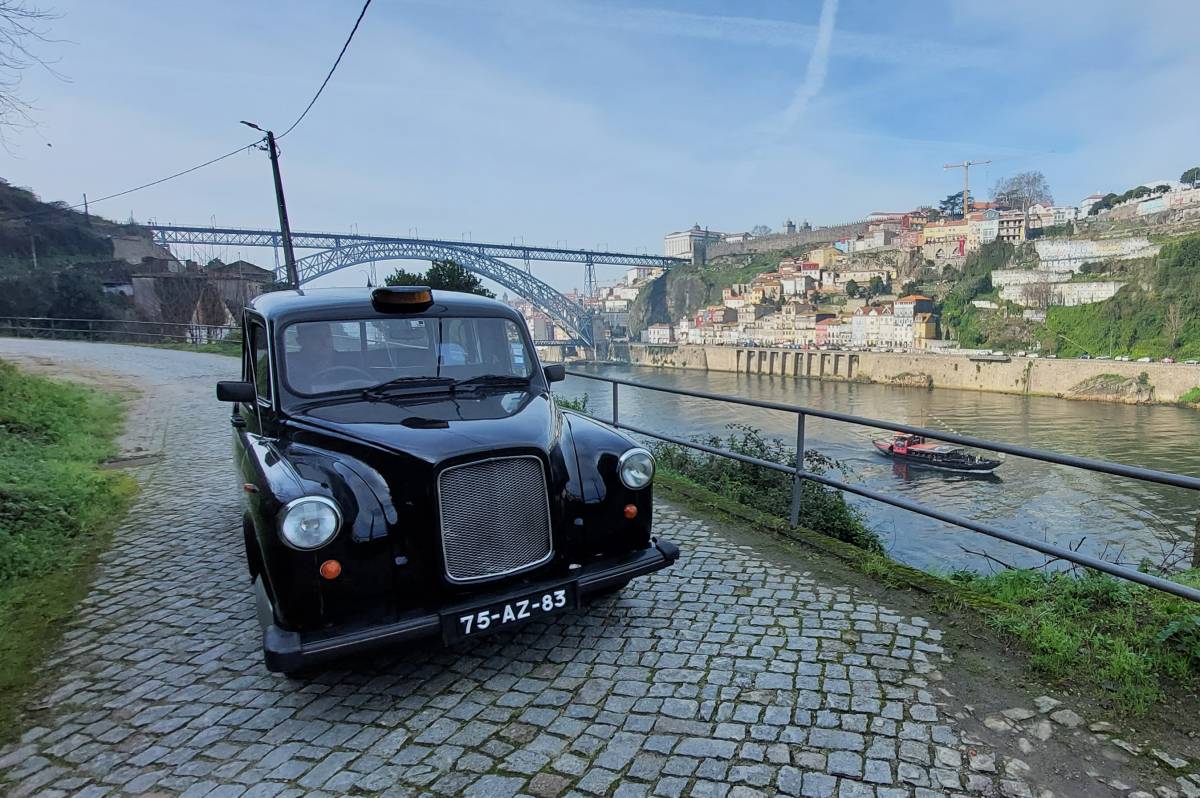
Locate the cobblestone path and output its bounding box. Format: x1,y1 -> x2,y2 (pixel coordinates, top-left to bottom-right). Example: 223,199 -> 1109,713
0,340 -> 1182,798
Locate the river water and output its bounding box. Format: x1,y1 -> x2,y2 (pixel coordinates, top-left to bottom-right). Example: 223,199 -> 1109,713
561,364 -> 1200,575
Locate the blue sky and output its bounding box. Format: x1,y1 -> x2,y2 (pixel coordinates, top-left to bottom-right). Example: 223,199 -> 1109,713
5,0 -> 1199,292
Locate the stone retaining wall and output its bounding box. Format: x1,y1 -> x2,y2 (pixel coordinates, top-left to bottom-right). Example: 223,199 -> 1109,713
628,344 -> 1200,404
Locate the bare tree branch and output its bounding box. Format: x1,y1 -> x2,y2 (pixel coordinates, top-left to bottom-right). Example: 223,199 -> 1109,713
0,1 -> 62,140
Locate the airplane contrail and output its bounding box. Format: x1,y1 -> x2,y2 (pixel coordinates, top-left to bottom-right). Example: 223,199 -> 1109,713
780,0 -> 838,131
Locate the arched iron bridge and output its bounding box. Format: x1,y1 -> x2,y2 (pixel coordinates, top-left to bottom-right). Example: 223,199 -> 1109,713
149,225 -> 685,347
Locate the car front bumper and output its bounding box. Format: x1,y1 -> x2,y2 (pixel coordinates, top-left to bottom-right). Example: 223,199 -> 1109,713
262,537 -> 680,673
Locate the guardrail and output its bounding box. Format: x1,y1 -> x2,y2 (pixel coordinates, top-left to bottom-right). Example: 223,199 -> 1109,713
0,316 -> 239,345
566,369 -> 1200,603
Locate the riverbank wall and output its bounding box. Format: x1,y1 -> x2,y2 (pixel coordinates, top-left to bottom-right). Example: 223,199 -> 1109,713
627,344 -> 1200,405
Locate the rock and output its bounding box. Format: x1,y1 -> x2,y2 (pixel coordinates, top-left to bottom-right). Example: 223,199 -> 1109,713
1088,721 -> 1115,733
1101,778 -> 1129,790
1033,696 -> 1061,713
1000,779 -> 1034,798
1002,708 -> 1038,722
1129,792 -> 1155,798
1029,720 -> 1053,741
1177,777 -> 1200,798
969,752 -> 997,773
1156,786 -> 1180,798
984,715 -> 1014,732
1112,739 -> 1142,756
1050,709 -> 1083,728
1005,758 -> 1032,778
1018,738 -> 1034,755
1153,750 -> 1190,770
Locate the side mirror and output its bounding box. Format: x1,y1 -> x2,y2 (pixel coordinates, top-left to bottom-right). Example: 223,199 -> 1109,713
543,364 -> 566,383
216,380 -> 256,403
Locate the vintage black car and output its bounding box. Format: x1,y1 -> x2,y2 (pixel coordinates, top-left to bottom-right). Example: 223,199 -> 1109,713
216,286 -> 678,673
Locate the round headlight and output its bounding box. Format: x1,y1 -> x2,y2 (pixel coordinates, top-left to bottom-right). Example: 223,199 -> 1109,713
618,448 -> 655,490
278,496 -> 341,550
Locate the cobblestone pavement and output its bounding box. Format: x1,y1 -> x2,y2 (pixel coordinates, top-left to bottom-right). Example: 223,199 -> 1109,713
0,340 -> 1184,798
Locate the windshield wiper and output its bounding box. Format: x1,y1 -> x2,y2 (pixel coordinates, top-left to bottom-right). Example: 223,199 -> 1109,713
362,376 -> 454,399
450,374 -> 531,392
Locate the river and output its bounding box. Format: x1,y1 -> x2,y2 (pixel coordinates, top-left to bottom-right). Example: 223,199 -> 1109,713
561,364 -> 1200,575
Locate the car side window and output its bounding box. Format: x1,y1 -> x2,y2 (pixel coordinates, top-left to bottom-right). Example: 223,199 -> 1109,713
249,321 -> 272,402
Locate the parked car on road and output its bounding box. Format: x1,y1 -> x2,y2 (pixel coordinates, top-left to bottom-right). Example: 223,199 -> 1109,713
216,286 -> 679,674
1136,357 -> 1152,363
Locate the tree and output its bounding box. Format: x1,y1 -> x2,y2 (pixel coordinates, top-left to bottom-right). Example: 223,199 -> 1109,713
0,2 -> 59,136
938,191 -> 970,219
866,275 -> 886,297
900,281 -> 919,296
750,225 -> 773,237
1179,167 -> 1200,188
992,171 -> 1053,230
1164,302 -> 1184,349
844,279 -> 860,298
384,259 -> 494,298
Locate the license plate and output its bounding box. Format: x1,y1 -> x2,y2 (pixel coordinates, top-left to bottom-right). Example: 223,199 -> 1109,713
442,583 -> 577,643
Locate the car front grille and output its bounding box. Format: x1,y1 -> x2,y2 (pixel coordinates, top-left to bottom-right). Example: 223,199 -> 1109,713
437,455 -> 553,584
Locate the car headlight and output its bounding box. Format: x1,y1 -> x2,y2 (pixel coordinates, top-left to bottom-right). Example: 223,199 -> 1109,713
278,496 -> 341,550
618,448 -> 655,490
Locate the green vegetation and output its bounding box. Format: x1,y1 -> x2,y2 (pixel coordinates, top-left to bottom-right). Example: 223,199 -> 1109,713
1179,387 -> 1200,405
1040,233 -> 1200,359
384,259 -> 495,297
950,569 -> 1200,713
0,360 -> 135,741
629,246 -> 811,336
938,240 -> 1013,347
149,338 -> 243,358
554,393 -> 589,412
651,425 -> 881,552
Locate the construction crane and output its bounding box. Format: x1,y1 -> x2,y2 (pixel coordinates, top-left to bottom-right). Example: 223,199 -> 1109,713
943,159 -> 991,217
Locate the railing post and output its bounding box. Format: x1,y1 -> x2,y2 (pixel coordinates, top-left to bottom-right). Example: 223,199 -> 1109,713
612,381 -> 619,427
789,412 -> 806,527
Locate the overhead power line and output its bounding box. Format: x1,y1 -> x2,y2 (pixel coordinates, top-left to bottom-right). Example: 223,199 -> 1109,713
278,0 -> 373,140
1,0 -> 374,224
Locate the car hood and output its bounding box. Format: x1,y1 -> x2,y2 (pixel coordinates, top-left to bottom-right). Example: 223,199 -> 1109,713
286,389 -> 563,465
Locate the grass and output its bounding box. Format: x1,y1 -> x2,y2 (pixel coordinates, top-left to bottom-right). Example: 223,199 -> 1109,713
1180,386 -> 1200,405
950,569 -> 1200,714
147,339 -> 242,358
0,359 -> 136,743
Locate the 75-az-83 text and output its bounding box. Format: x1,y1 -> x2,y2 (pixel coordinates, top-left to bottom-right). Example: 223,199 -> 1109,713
458,589 -> 568,635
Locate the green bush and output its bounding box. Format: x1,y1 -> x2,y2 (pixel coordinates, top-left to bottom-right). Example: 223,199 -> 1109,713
555,393 -> 589,412
651,424 -> 881,552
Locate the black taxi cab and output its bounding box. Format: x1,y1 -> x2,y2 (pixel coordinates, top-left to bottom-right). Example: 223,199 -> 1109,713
216,285 -> 678,674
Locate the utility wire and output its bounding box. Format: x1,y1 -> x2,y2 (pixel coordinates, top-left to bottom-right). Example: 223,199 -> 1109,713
1,0 -> 374,224
278,0 -> 372,140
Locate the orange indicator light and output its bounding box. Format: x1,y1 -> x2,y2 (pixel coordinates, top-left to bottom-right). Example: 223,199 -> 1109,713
623,504 -> 638,519
319,560 -> 342,580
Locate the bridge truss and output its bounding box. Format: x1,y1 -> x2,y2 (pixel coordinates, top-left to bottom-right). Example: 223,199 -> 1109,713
149,225 -> 685,348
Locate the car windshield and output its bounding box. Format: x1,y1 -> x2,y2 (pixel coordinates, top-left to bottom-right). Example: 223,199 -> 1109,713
282,316 -> 535,397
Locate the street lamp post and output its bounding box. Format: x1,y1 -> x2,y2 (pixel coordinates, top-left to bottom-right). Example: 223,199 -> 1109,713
241,121 -> 299,288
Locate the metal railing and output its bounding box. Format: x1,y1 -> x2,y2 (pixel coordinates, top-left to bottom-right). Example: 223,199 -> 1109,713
0,316 -> 239,346
567,370 -> 1200,603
